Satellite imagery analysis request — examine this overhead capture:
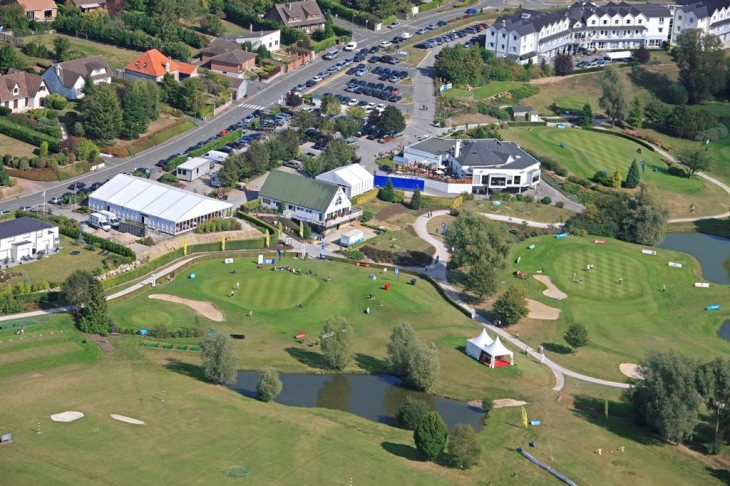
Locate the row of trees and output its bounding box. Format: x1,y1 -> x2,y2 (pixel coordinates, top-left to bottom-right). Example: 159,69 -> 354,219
624,351 -> 730,454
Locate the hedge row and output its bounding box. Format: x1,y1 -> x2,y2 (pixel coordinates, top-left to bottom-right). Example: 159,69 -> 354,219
189,238 -> 265,253
508,121 -> 548,127
350,188 -> 379,205
236,211 -> 279,243
583,127 -> 656,152
317,0 -> 383,28
422,194 -> 463,209
311,37 -> 337,53
102,248 -> 184,289
0,118 -> 59,151
419,1 -> 440,12
165,130 -> 242,172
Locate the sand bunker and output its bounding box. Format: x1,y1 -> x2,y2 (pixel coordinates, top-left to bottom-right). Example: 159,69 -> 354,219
620,363 -> 645,380
527,299 -> 561,320
111,414 -> 145,425
533,275 -> 568,300
50,411 -> 84,422
148,294 -> 224,322
493,399 -> 528,409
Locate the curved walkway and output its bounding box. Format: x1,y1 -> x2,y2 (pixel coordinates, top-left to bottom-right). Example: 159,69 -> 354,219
413,210 -> 630,390
481,213 -> 563,229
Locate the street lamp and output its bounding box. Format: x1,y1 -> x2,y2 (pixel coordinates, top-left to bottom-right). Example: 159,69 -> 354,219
365,19 -> 369,31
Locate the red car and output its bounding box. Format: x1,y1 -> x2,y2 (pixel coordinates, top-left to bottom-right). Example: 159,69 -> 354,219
219,130 -> 229,136
379,135 -> 392,144
476,24 -> 486,32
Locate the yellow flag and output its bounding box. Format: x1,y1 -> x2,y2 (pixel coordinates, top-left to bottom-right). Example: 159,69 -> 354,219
183,237 -> 187,256
221,233 -> 225,252
299,220 -> 304,239
278,221 -> 283,233
265,229 -> 270,247
521,406 -> 528,428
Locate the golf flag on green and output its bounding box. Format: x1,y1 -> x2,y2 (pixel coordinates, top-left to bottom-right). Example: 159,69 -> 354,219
521,406 -> 528,428
265,229 -> 270,247
299,220 -> 304,239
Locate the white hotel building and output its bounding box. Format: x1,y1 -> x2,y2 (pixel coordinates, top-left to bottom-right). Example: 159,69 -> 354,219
485,1 -> 679,64
672,0 -> 730,47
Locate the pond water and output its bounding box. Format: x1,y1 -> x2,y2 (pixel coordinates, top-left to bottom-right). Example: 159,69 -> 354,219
719,322 -> 730,342
657,233 -> 730,285
230,372 -> 485,431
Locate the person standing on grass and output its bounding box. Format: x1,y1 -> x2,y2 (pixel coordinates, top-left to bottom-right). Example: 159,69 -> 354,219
236,282 -> 240,290
230,290 -> 234,298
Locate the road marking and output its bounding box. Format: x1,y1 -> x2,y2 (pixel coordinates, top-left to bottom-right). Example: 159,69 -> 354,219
240,104 -> 265,110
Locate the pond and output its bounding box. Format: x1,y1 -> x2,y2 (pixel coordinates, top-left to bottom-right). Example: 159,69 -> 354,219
230,372 -> 485,431
719,321 -> 730,342
657,233 -> 730,285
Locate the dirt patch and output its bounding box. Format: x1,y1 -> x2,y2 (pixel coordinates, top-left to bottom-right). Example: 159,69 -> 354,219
0,184 -> 25,199
51,411 -> 84,422
375,203 -> 407,222
527,299 -> 561,320
446,113 -> 499,127
87,333 -> 115,351
493,399 -> 528,409
533,274 -> 568,300
619,363 -> 645,380
148,294 -> 224,322
137,226 -> 263,262
111,414 -> 145,425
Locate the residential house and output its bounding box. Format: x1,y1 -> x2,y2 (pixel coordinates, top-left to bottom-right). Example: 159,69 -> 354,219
403,138 -> 541,195
509,105 -> 541,122
15,0 -> 57,22
485,1 -> 674,64
123,49 -> 198,83
672,0 -> 730,47
0,217 -> 59,261
227,77 -> 247,101
209,50 -> 257,78
258,170 -> 362,230
218,30 -> 282,51
71,0 -> 106,12
0,69 -> 49,113
200,40 -> 242,63
264,1 -> 325,35
42,55 -> 112,100
316,164 -> 374,198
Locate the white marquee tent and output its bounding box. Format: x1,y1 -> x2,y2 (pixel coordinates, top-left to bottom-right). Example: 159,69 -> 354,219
465,328 -> 494,360
482,336 -> 514,368
465,329 -> 514,368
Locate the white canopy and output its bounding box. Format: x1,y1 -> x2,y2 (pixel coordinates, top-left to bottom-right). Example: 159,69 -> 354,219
465,328 -> 494,360
482,336 -> 515,368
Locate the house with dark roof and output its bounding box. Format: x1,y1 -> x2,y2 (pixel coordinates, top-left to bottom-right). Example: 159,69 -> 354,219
71,0 -> 106,13
200,40 -> 243,63
123,49 -> 199,83
14,0 -> 57,22
209,50 -> 257,79
0,217 -> 59,261
0,69 -> 49,113
403,138 -> 541,195
258,170 -> 362,230
264,1 -> 325,35
42,55 -> 112,100
218,30 -> 281,51
672,0 -> 730,47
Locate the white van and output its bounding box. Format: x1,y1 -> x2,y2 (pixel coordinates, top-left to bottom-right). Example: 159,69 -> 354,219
323,48 -> 339,60
344,41 -> 357,51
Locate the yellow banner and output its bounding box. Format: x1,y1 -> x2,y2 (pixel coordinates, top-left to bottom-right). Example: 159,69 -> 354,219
183,237 -> 187,256
265,229 -> 270,247
521,406 -> 528,428
299,220 -> 304,239
221,233 -> 225,252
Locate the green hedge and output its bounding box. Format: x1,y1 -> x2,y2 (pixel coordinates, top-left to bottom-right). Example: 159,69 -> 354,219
102,249 -> 184,289
311,36 -> 337,53
508,121 -> 548,127
332,25 -> 352,38
236,211 -> 279,243
165,130 -> 242,171
0,118 -> 59,151
419,1 -> 440,12
189,238 -> 264,253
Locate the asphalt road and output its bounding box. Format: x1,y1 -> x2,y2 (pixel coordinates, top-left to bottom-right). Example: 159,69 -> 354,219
0,0 -> 567,211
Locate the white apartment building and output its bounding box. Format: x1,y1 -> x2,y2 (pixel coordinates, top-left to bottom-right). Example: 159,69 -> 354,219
486,1 -> 674,64
672,0 -> 730,47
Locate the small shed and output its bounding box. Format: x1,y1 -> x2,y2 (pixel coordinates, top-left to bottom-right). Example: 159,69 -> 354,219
176,157 -> 212,182
509,105 -> 540,122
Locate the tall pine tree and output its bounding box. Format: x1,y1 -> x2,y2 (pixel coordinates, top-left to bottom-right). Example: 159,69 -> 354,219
410,185 -> 423,210
578,102 -> 593,128
625,159 -> 641,188
82,83 -> 122,145
611,167 -> 623,188
121,88 -> 149,139
79,279 -> 109,335
627,97 -> 644,128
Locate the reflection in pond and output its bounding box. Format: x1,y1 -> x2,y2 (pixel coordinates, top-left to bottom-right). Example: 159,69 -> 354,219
231,372 -> 484,431
719,321 -> 730,342
657,233 -> 730,285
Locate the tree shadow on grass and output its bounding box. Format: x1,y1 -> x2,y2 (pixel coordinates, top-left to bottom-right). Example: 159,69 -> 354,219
569,394 -> 661,446
355,353 -> 388,374
706,466 -> 730,484
165,357 -> 206,381
381,441 -> 424,461
284,346 -> 328,369
543,342 -> 572,354
627,67 -> 674,103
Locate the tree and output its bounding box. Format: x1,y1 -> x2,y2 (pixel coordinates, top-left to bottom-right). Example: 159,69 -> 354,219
334,116 -> 363,138
625,159 -> 641,189
632,46 -> 651,64
386,322 -> 440,391
386,322 -> 419,377
121,87 -> 149,139
376,105 -> 406,134
627,97 -> 644,128
244,141 -> 270,176
675,29 -> 727,104
321,139 -> 355,171
577,102 -> 593,128
564,323 -> 590,352
257,367 -> 283,402
285,90 -> 303,107
280,129 -> 300,160
0,42 -> 24,75
492,285 -> 528,325
624,350 -> 701,444
61,270 -> 96,315
52,36 -> 71,62
465,257 -> 499,301
201,334 -> 238,385
410,185 -> 423,210
129,81 -> 161,121
599,65 -> 632,126
626,182 -> 669,246
320,316 -> 354,371
677,148 -> 710,178
434,45 -> 484,85
610,167 -> 622,188
414,412 -> 448,461
321,94 -> 341,117
448,424 -> 482,469
347,105 -> 366,119
200,14 -> 225,35
78,279 -> 109,335
395,396 -> 430,430
82,83 -> 123,145
379,178 -> 396,202
696,358 -> 730,454
644,99 -> 669,124
159,72 -> 179,105
481,397 -> 493,417
302,154 -> 325,177
552,53 -> 573,76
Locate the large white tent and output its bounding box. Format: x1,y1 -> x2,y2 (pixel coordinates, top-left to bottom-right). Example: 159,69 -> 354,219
482,336 -> 514,368
465,328 -> 494,360
88,174 -> 233,235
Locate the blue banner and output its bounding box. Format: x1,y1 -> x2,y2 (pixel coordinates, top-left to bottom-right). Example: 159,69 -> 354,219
555,233 -> 568,239
374,175 -> 424,191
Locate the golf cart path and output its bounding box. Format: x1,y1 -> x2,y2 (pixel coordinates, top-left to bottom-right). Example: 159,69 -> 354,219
414,210 -> 629,390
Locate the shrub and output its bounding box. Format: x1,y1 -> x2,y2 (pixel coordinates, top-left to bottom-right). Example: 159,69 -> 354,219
555,201 -> 565,209
481,397 -> 493,417
414,411 -> 448,461
0,106 -> 11,116
343,249 -> 364,260
523,195 -> 534,203
555,167 -> 569,177
257,367 -> 283,402
0,118 -> 59,151
159,173 -> 179,183
395,396 -> 430,430
360,210 -> 373,223
540,196 -> 552,205
45,94 -> 67,110
668,163 -> 688,177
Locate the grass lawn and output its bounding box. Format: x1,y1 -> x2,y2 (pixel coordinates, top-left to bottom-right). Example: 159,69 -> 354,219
219,19 -> 250,36
1,257 -> 728,484
443,81 -> 526,101
1,236 -> 108,288
461,199 -> 575,225
0,133 -> 38,158
502,235 -> 730,382
31,34 -> 142,69
502,127 -> 728,218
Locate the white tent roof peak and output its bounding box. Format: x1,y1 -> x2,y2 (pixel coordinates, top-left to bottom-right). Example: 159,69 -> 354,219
468,328 -> 494,348
483,336 -> 513,358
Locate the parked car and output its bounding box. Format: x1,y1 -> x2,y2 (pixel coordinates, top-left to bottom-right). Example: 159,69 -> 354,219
466,8 -> 478,14
417,28 -> 428,35
283,160 -> 303,169
388,21 -> 400,29
369,45 -> 380,53
379,134 -> 392,144
49,196 -> 63,204
90,182 -> 103,190
380,40 -> 392,48
344,41 -> 357,51
68,182 -> 86,191
399,32 -> 412,40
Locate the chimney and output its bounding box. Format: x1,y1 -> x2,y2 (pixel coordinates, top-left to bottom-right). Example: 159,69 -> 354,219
286,3 -> 292,10
164,62 -> 170,72
54,63 -> 61,76
454,140 -> 461,158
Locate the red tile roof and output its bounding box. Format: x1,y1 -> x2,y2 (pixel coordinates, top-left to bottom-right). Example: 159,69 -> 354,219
177,63 -> 198,76
125,49 -> 180,77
